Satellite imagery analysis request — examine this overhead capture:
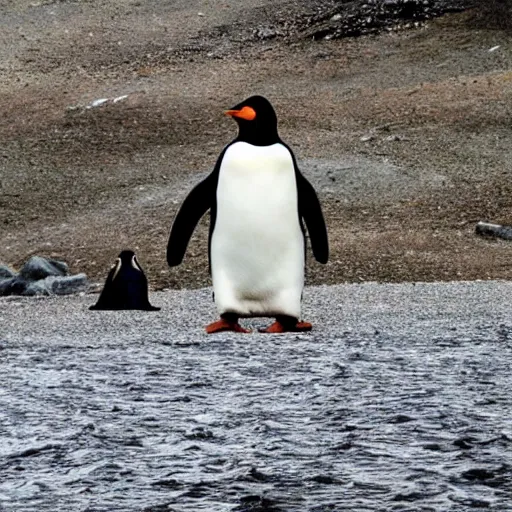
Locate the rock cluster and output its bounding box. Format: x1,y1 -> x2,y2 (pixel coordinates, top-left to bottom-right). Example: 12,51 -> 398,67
0,256 -> 89,297
247,0 -> 474,43
299,0 -> 474,40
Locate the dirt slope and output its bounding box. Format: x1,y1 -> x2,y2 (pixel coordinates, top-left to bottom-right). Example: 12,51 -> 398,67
1,1 -> 512,289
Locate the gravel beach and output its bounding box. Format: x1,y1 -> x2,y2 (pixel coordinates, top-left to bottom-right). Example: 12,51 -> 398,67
1,282 -> 512,511
3,281 -> 512,343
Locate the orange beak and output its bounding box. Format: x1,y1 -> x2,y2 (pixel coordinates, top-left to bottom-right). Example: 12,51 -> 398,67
224,105 -> 256,121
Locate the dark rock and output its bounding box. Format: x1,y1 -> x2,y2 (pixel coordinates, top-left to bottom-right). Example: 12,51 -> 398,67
475,221 -> 512,241
23,274 -> 89,296
0,277 -> 28,296
50,274 -> 89,295
0,256 -> 88,297
22,279 -> 53,296
18,256 -> 69,281
0,264 -> 15,279
297,0 -> 473,41
0,278 -> 14,295
48,258 -> 69,274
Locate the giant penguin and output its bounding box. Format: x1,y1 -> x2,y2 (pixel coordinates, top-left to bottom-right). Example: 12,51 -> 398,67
90,250 -> 160,311
167,95 -> 328,333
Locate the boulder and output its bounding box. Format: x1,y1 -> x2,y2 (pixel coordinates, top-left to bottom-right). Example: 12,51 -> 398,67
21,278 -> 51,297
0,257 -> 88,297
475,221 -> 512,241
18,256 -> 69,281
50,274 -> 89,295
0,265 -> 15,279
0,277 -> 19,296
0,277 -> 32,296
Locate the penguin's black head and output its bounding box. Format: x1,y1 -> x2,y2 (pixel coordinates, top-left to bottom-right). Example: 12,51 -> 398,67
225,95 -> 280,146
115,250 -> 142,276
118,250 -> 136,263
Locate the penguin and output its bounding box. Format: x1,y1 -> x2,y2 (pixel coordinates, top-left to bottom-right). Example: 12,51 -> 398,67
89,250 -> 160,311
167,95 -> 328,333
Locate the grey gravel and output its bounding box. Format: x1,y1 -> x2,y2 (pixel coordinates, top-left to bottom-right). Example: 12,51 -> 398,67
2,279 -> 511,344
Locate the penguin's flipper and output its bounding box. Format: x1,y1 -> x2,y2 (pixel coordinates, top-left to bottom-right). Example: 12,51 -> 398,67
167,172 -> 217,267
296,171 -> 329,264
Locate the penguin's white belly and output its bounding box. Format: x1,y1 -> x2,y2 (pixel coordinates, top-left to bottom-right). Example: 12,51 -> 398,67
211,142 -> 304,318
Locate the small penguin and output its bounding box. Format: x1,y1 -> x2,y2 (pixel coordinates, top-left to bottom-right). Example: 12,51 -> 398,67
90,250 -> 160,311
167,95 -> 328,333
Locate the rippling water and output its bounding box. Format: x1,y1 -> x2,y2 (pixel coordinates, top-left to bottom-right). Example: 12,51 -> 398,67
1,323 -> 511,511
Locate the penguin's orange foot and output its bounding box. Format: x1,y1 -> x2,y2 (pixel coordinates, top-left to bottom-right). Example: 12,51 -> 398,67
259,320 -> 313,333
205,318 -> 251,334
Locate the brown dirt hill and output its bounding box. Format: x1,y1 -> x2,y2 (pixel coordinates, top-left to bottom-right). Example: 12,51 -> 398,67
1,1 -> 512,289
